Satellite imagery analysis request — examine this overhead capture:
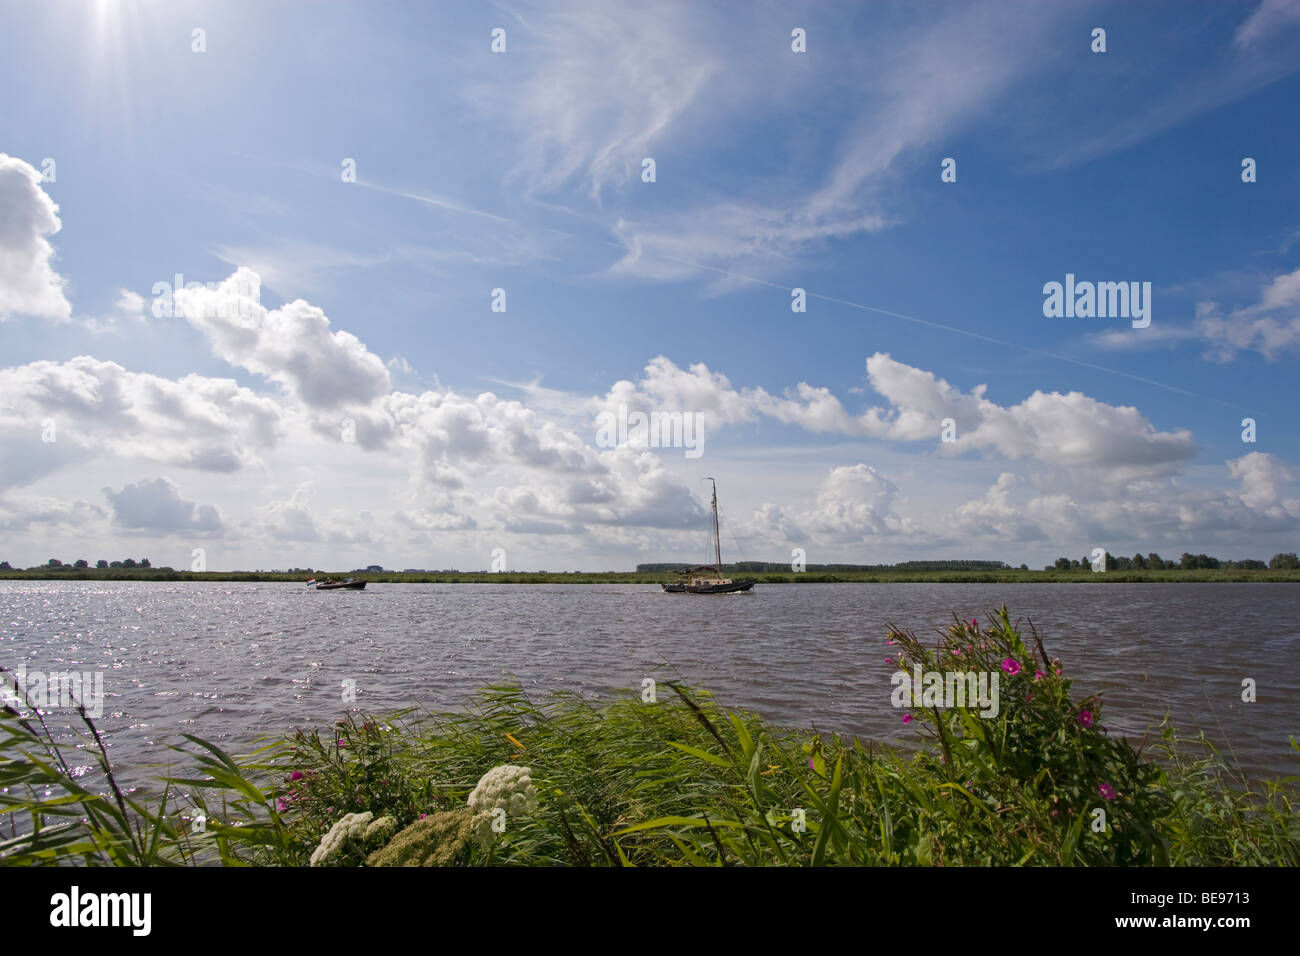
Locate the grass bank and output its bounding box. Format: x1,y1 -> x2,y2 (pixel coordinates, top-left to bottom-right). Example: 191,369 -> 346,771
2,569 -> 1299,584
2,608 -> 1296,866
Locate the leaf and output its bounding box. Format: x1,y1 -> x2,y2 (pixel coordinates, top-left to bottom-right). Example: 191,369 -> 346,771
665,741 -> 730,768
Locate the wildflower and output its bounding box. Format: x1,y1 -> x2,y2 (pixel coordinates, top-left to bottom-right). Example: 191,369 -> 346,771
364,815 -> 397,844
367,812 -> 474,867
467,765 -> 539,820
1001,658 -> 1022,676
277,799 -> 288,812
1078,710 -> 1093,728
886,638 -> 897,645
901,713 -> 913,724
290,770 -> 304,781
885,658 -> 895,665
952,647 -> 961,656
309,811 -> 374,867
969,619 -> 978,629
1034,670 -> 1045,681
1098,783 -> 1116,800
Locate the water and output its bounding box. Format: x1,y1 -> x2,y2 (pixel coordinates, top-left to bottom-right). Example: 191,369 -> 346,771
2,581 -> 1297,785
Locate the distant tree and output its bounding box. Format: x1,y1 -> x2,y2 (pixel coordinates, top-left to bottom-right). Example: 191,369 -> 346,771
1104,551 -> 1119,571
1114,555 -> 1131,570
1146,553 -> 1164,570
0,561 -> 11,570
122,559 -> 137,569
1070,559 -> 1081,570
73,559 -> 88,569
96,560 -> 109,569
1237,559 -> 1266,570
1080,555 -> 1091,570
1018,563 -> 1028,571
1269,552 -> 1300,570
1179,552 -> 1196,570
109,561 -> 123,568
1054,557 -> 1071,570
140,558 -> 151,568
47,558 -> 61,567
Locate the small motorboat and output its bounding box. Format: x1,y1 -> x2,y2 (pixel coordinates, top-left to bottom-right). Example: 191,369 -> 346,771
313,578 -> 366,590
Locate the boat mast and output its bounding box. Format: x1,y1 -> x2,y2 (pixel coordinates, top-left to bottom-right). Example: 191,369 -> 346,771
706,477 -> 721,571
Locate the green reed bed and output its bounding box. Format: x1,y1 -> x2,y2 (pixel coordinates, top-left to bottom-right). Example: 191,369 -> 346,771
2,607 -> 1296,866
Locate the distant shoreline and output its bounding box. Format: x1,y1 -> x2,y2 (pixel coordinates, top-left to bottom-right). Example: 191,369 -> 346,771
2,569 -> 1298,584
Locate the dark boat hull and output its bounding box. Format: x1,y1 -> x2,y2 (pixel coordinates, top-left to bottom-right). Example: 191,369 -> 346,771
662,579 -> 755,594
316,580 -> 366,590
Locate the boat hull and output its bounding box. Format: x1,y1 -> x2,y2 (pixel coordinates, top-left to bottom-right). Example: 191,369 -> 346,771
662,579 -> 755,594
316,580 -> 366,590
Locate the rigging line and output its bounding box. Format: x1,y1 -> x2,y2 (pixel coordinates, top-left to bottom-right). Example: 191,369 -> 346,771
715,502 -> 748,565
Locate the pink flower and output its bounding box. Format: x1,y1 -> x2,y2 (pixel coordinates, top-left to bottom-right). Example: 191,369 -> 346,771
901,713 -> 914,724
885,658 -> 895,665
1078,710 -> 1094,728
1001,658 -> 1022,675
969,619 -> 978,629
886,639 -> 897,645
809,756 -> 815,769
277,799 -> 288,812
952,647 -> 962,656
290,770 -> 304,781
1034,670 -> 1045,680
1098,783 -> 1116,800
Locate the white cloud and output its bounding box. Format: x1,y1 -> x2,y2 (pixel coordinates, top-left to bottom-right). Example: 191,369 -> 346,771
104,478 -> 223,533
1235,0 -> 1300,48
1091,266 -> 1300,361
174,268 -> 391,410
0,356 -> 284,489
0,154 -> 71,321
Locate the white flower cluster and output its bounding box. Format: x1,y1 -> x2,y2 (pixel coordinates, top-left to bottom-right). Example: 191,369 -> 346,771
467,764 -> 538,817
310,811 -> 374,867
364,815 -> 396,845
466,765 -> 538,851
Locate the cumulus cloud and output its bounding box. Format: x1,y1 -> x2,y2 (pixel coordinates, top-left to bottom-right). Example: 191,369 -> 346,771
104,478 -> 223,533
618,352 -> 1195,470
174,268 -> 391,410
0,154 -> 71,321
0,357 -> 283,489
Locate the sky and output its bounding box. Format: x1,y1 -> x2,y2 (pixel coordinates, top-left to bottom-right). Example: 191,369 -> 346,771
1,0 -> 1299,572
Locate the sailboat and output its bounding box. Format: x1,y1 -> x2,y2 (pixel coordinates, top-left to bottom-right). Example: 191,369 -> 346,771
662,479 -> 756,594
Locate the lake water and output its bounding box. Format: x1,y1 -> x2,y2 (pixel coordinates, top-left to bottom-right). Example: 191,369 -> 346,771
2,581 -> 1297,786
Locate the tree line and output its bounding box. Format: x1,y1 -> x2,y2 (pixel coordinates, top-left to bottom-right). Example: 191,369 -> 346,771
0,558 -> 164,571
1048,552 -> 1300,571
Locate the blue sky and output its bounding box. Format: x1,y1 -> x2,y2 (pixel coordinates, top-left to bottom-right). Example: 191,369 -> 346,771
2,0 -> 1299,571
